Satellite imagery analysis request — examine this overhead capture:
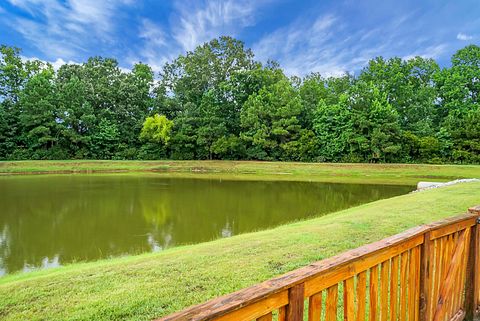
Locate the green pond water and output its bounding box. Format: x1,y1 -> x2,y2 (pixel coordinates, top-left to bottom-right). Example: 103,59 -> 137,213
0,174 -> 413,276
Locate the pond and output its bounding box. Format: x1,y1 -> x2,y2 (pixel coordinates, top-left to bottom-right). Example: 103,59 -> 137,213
0,174 -> 413,276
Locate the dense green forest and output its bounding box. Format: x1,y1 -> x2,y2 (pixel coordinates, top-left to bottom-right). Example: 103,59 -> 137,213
0,37 -> 479,163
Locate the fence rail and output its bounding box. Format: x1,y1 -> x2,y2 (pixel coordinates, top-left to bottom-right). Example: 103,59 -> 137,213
157,205 -> 480,321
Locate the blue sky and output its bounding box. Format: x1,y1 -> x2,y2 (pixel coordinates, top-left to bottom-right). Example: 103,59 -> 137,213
0,0 -> 479,76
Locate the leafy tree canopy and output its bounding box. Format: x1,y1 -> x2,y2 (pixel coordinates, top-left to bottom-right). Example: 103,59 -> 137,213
0,39 -> 479,164
140,114 -> 174,145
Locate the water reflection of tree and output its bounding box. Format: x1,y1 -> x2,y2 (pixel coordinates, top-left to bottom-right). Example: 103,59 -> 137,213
0,175 -> 411,274
145,179 -> 410,247
0,175 -> 172,274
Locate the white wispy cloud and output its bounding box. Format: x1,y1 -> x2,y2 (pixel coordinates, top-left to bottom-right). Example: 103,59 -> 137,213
21,56 -> 80,70
135,19 -> 170,72
9,0 -> 267,72
253,10 -> 453,77
7,0 -> 134,58
140,19 -> 166,48
6,0 -> 467,77
402,44 -> 448,61
253,14 -> 352,76
21,56 -> 138,74
457,32 -> 473,41
171,0 -> 260,52
48,57 -> 80,70
129,0 -> 269,72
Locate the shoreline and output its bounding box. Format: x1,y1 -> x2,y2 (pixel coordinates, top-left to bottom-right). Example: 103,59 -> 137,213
1,160 -> 479,185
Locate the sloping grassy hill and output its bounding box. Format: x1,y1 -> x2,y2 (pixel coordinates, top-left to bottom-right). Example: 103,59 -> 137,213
1,181 -> 479,320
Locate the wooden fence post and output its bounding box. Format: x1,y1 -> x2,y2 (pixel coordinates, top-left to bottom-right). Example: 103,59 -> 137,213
419,231 -> 432,321
466,206 -> 480,320
286,283 -> 305,321
465,222 -> 478,321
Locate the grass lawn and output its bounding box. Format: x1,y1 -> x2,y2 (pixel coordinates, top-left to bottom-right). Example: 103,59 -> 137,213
1,181 -> 479,320
0,160 -> 480,185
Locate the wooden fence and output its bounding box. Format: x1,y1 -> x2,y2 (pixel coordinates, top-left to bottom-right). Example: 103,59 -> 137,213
157,206 -> 480,321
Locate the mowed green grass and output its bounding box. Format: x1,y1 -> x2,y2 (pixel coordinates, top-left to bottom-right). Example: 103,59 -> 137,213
1,182 -> 479,320
1,160 -> 480,185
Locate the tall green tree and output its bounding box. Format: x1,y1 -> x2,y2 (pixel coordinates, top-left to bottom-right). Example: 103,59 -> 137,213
160,36 -> 256,107
169,104 -> 199,159
0,46 -> 28,158
117,63 -> 153,150
240,79 -> 303,160
56,64 -> 95,158
91,118 -> 119,159
299,73 -> 353,129
436,45 -> 480,163
140,114 -> 173,145
359,56 -> 440,135
19,67 -> 61,158
138,114 -> 173,159
313,95 -> 352,161
159,36 -> 258,159
348,81 -> 402,162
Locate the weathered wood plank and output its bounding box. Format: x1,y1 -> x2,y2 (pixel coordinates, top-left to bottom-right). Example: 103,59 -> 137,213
390,255 -> 400,321
326,284 -> 338,321
451,232 -> 460,315
468,206 -> 480,215
430,217 -> 476,240
370,265 -> 379,321
432,230 -> 468,321
213,291 -> 288,321
257,312 -> 273,321
305,236 -> 423,297
437,237 -> 446,319
308,292 -> 322,321
459,228 -> 470,310
465,222 -> 479,320
344,278 -> 355,321
419,232 -> 431,321
456,230 -> 467,312
286,283 -> 304,321
445,234 -> 455,319
399,252 -> 408,321
470,204 -> 480,314
428,214 -> 477,232
278,306 -> 287,321
456,230 -> 468,313
431,238 -> 442,321
414,246 -> 421,321
357,271 -> 367,321
380,260 -> 390,321
408,247 -> 419,321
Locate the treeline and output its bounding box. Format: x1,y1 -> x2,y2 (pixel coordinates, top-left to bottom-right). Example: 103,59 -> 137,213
0,37 -> 479,163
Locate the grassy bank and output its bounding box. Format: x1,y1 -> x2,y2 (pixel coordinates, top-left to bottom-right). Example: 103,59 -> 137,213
1,182 -> 480,320
1,160 -> 480,184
